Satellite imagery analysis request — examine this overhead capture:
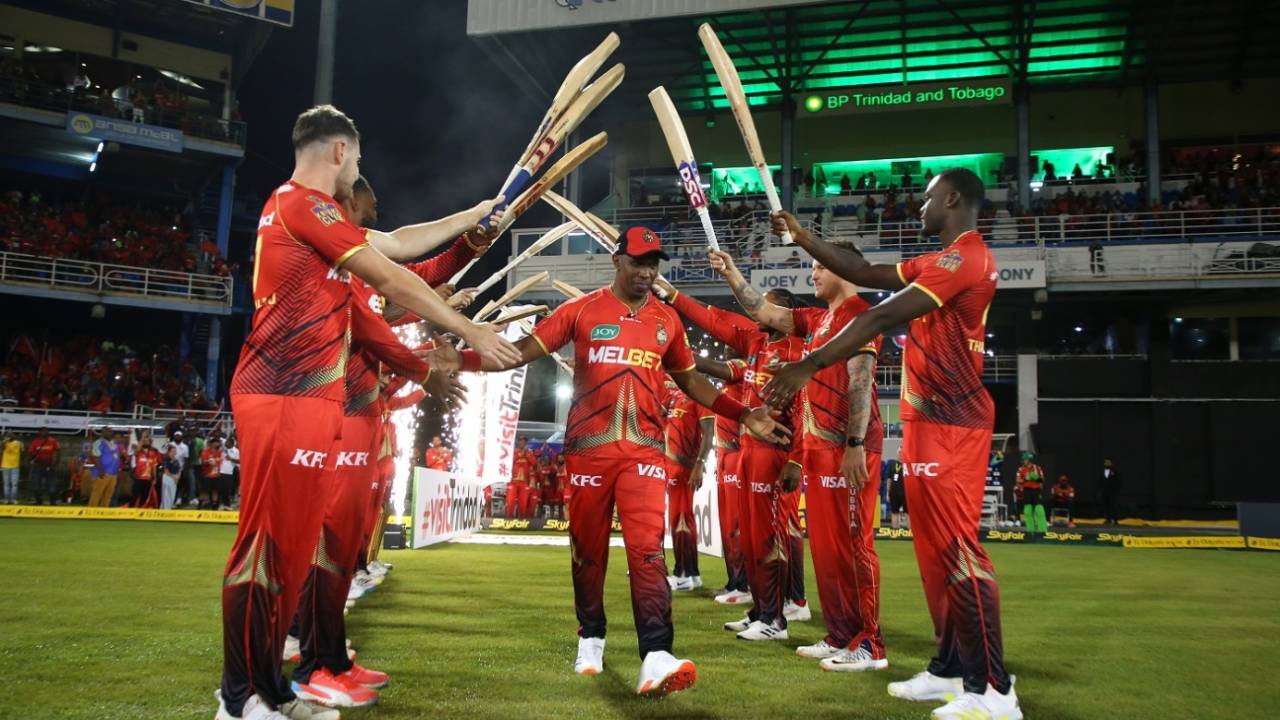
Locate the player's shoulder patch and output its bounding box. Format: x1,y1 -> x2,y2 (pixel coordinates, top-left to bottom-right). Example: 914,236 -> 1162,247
306,194 -> 345,227
935,248 -> 963,272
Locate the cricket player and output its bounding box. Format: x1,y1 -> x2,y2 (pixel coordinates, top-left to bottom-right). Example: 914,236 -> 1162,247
663,384 -> 714,591
216,104 -> 520,720
710,247 -> 886,670
462,226 -> 789,696
762,168 -> 1021,720
654,280 -> 810,640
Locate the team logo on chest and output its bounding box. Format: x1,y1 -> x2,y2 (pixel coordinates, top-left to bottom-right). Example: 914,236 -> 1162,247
656,322 -> 669,345
307,195 -> 344,226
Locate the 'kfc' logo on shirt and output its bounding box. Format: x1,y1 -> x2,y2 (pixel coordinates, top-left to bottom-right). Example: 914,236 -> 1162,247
906,462 -> 940,477
335,451 -> 369,467
290,449 -> 328,468
570,474 -> 602,487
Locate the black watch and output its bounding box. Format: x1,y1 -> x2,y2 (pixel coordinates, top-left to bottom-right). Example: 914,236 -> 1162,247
846,436 -> 865,448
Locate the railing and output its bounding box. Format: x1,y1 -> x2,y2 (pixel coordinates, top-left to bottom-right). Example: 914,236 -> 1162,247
0,404 -> 232,435
0,251 -> 233,307
0,76 -> 247,147
875,355 -> 1017,388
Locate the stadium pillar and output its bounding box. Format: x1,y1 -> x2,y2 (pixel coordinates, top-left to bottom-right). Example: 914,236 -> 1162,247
1017,354 -> 1038,453
314,0 -> 339,105
780,95 -> 795,212
216,163 -> 234,258
1016,84 -> 1030,210
1145,81 -> 1161,208
207,317 -> 222,398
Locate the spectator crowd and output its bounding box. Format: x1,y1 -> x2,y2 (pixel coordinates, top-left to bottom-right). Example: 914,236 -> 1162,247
0,334 -> 217,414
0,186 -> 240,275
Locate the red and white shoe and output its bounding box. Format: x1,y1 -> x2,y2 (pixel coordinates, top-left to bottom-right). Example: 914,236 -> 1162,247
635,651 -> 697,697
338,662 -> 388,689
291,668 -> 378,708
283,635 -> 302,664
713,589 -> 752,605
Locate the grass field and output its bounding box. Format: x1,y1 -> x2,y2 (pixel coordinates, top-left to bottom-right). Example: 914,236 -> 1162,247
2,520 -> 1277,720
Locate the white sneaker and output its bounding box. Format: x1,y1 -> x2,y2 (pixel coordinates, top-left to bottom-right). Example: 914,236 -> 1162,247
277,698 -> 341,720
671,576 -> 696,592
795,639 -> 842,659
283,635 -> 301,663
888,670 -> 964,702
783,601 -> 812,622
820,642 -> 888,672
574,637 -> 605,676
722,613 -> 752,632
368,560 -> 392,577
687,575 -> 703,589
215,691 -> 288,720
635,650 -> 697,696
736,620 -> 788,641
713,589 -> 752,605
666,575 -> 682,589
354,570 -> 381,588
931,685 -> 1022,720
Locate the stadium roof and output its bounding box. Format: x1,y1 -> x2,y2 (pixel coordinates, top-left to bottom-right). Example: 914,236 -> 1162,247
474,0 -> 1280,112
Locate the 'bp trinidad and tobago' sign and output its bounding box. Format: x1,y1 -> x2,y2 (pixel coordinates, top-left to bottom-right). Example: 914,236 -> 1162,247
804,79 -> 1011,115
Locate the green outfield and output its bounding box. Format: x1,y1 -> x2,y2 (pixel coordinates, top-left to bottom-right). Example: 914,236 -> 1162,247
2,520 -> 1277,720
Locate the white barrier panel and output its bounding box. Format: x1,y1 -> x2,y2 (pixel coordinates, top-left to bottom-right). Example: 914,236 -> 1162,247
695,448 -> 723,558
997,260 -> 1046,288
411,467 -> 487,549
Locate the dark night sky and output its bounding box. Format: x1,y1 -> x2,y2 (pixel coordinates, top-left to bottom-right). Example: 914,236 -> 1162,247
235,0 -> 555,274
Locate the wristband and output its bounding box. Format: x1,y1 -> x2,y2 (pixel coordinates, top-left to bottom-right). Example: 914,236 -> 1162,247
460,349 -> 482,372
710,392 -> 747,422
846,436 -> 864,448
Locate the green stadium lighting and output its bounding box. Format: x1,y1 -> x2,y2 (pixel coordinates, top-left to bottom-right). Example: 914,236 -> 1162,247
804,95 -> 824,113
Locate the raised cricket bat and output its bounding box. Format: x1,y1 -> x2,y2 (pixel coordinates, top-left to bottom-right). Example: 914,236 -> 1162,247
541,190 -> 617,252
698,23 -> 792,244
485,58 -> 624,228
472,222 -> 575,295
552,279 -> 585,298
491,305 -> 548,325
474,271 -> 549,323
450,132 -> 608,286
647,86 -> 721,252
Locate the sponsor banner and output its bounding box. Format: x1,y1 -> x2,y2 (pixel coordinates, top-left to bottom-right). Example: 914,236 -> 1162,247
1122,535 -> 1246,550
694,448 -> 722,558
1246,536 -> 1280,551
485,517 -> 621,533
996,260 -> 1046,289
455,322 -> 528,492
0,504 -> 237,523
66,112 -> 183,153
411,468 -> 486,549
749,268 -> 815,294
0,411 -> 99,433
180,0 -> 294,26
751,261 -> 1046,294
803,79 -> 1011,115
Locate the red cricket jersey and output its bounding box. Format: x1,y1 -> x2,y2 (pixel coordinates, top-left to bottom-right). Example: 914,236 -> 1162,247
791,296 -> 884,454
664,393 -> 710,469
231,181 -> 369,401
512,448 -> 535,484
531,288 -> 696,459
424,446 -> 452,470
895,230 -> 997,429
345,276 -> 428,417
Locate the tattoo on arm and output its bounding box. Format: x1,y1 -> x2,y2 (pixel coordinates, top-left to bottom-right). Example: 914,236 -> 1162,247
729,275 -> 765,315
728,275 -> 795,334
846,354 -> 875,439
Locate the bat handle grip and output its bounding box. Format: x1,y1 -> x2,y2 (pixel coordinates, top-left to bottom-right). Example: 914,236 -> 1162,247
481,171 -> 534,230
779,231 -> 795,245
474,275 -> 500,295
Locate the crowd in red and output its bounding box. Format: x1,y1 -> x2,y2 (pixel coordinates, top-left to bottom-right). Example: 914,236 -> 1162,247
0,335 -> 217,413
0,187 -> 235,276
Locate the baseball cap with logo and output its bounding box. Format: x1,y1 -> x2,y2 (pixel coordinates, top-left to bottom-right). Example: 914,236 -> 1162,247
614,225 -> 669,260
